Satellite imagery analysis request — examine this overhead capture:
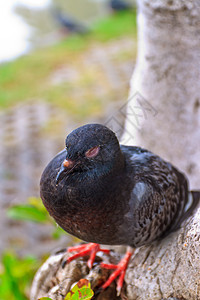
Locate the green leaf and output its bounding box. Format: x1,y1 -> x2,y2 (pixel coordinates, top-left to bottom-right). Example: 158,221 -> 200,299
65,279 -> 94,300
7,204 -> 50,223
28,197 -> 48,213
38,298 -> 53,300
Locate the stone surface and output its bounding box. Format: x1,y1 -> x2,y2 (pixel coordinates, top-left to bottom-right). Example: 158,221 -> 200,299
30,248 -> 122,300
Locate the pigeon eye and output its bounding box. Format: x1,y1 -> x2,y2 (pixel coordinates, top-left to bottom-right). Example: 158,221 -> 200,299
85,146 -> 100,158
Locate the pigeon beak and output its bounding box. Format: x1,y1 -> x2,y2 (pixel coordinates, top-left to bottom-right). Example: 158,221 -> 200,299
56,159 -> 75,184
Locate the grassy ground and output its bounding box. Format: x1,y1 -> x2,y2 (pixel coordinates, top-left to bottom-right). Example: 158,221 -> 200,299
0,11 -> 137,119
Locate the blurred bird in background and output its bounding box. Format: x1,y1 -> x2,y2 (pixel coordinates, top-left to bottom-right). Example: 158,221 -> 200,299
109,0 -> 134,12
52,8 -> 90,35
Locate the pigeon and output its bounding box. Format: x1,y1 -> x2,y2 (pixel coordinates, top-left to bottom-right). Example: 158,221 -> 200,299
40,123 -> 199,294
52,8 -> 89,34
109,0 -> 133,12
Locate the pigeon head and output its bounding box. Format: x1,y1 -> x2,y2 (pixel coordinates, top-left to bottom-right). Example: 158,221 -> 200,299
56,124 -> 124,184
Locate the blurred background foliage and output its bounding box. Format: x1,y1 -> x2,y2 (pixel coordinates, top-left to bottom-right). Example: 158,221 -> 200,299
0,0 -> 137,299
0,10 -> 136,110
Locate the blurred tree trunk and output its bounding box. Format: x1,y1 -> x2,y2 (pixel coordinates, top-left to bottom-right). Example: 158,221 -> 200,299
31,1 -> 200,299
122,0 -> 200,189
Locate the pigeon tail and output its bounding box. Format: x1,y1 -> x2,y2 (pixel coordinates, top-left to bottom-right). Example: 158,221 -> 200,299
178,190 -> 200,227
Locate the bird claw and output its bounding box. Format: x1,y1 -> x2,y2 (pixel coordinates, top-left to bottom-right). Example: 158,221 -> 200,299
101,250 -> 133,295
62,243 -> 110,269
62,244 -> 133,296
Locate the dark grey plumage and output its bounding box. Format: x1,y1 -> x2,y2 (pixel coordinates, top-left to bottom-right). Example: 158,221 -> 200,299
52,8 -> 89,34
109,0 -> 133,11
40,124 -> 199,248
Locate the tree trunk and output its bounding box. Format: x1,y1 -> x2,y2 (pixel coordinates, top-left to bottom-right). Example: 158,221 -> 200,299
31,1 -> 200,299
122,0 -> 200,189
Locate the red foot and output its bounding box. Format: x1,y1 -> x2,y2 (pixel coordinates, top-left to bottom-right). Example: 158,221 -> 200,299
66,243 -> 110,269
65,243 -> 133,295
101,250 -> 133,295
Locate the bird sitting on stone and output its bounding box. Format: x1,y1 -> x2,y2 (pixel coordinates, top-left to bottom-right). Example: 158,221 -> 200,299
109,0 -> 134,12
40,123 -> 199,295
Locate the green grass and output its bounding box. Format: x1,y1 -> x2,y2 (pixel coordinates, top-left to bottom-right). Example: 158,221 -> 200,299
93,10 -> 137,41
0,11 -> 137,116
0,252 -> 40,300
